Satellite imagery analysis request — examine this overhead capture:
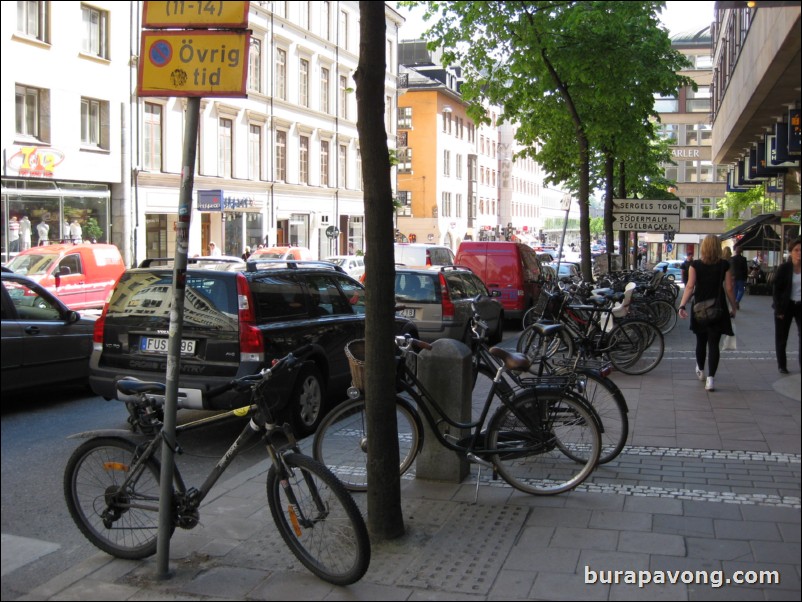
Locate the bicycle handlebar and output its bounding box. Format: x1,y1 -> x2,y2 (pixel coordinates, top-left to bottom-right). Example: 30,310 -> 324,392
206,344 -> 314,398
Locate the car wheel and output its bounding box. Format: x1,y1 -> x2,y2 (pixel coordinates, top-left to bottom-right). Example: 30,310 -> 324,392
290,365 -> 326,437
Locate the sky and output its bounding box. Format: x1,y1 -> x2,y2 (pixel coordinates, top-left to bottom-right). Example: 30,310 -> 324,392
397,1 -> 716,39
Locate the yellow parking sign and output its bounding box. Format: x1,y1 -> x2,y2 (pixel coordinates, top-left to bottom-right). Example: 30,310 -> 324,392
138,30 -> 250,97
142,1 -> 249,29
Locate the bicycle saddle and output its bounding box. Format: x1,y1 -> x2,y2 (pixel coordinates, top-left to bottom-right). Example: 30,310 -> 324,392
116,378 -> 166,396
489,347 -> 532,371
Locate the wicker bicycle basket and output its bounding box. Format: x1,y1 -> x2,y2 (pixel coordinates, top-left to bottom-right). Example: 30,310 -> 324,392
345,339 -> 366,390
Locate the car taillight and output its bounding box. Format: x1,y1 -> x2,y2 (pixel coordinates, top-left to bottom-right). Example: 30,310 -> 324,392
439,274 -> 455,319
236,273 -> 264,359
426,251 -> 432,266
93,303 -> 109,345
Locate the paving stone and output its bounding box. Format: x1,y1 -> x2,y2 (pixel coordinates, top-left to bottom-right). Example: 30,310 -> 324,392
618,531 -> 686,556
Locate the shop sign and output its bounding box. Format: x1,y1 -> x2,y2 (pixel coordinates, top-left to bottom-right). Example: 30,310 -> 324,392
8,146 -> 65,178
197,189 -> 261,211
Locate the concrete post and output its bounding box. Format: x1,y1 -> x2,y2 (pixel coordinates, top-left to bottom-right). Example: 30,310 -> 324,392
415,338 -> 472,482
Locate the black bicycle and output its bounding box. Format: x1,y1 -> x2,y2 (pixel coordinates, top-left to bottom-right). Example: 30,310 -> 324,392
63,347 -> 370,586
313,326 -> 601,496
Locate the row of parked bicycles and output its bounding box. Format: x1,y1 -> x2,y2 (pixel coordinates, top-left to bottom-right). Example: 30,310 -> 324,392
61,267 -> 679,586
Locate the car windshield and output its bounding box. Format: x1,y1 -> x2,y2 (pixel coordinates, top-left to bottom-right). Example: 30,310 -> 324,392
325,258 -> 347,267
7,253 -> 58,276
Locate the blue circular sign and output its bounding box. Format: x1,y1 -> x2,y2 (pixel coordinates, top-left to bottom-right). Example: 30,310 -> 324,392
150,40 -> 172,67
666,243 -> 673,253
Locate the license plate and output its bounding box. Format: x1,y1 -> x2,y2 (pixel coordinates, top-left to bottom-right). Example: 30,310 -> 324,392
398,308 -> 416,319
141,337 -> 196,356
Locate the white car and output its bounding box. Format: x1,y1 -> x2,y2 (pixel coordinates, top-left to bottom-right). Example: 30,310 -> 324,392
324,255 -> 365,280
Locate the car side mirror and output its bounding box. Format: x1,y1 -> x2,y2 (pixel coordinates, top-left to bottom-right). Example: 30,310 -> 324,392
66,310 -> 81,323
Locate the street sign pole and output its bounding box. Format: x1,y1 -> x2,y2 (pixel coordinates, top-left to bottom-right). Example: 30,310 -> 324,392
157,96 -> 200,579
556,194 -> 571,274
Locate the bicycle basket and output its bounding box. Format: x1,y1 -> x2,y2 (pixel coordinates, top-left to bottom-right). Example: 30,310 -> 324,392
345,339 -> 366,390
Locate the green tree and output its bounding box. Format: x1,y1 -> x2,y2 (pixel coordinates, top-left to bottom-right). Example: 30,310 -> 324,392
354,0 -> 405,540
715,186 -> 778,229
408,1 -> 690,280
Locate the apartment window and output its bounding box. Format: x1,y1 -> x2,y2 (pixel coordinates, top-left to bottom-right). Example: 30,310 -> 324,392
299,59 -> 309,107
248,124 -> 262,180
81,99 -> 110,152
339,75 -> 348,119
275,130 -> 286,181
398,148 -> 412,173
684,198 -> 695,219
456,194 -> 463,218
694,54 -> 712,69
320,1 -> 331,39
700,197 -> 714,219
456,154 -> 463,179
15,84 -> 45,139
398,106 -> 412,129
654,93 -> 678,113
299,136 -> 309,184
386,95 -> 393,133
248,38 -> 262,93
17,1 -> 48,42
443,150 -> 451,176
386,39 -> 393,74
338,144 -> 347,188
686,86 -> 711,113
320,67 -> 330,113
339,10 -> 348,50
299,1 -> 309,29
442,192 -> 452,217
276,48 -> 287,100
684,123 -> 711,145
356,149 -> 362,191
320,140 -> 330,186
143,102 -> 162,171
273,1 -> 286,18
81,4 -> 108,59
218,118 -> 232,177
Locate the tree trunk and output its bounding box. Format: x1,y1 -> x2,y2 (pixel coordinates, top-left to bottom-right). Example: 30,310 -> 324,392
603,152 -> 615,252
353,1 -> 405,540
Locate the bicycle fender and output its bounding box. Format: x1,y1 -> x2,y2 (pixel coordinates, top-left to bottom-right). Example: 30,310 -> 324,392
67,429 -> 150,441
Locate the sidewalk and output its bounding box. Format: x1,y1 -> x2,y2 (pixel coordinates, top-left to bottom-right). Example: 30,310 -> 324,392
16,294 -> 802,600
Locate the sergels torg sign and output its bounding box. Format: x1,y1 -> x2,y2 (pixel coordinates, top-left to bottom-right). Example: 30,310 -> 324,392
612,199 -> 680,232
138,30 -> 250,97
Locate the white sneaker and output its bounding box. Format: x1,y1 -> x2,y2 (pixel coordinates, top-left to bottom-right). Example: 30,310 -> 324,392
705,377 -> 715,391
696,366 -> 704,381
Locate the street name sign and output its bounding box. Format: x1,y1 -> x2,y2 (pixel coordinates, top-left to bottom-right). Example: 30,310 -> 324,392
612,199 -> 680,232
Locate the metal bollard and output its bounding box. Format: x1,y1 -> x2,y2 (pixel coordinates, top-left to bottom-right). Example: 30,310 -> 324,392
415,338 -> 472,482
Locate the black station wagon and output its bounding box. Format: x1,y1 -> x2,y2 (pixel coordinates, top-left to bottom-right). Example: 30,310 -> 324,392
89,260 -> 417,435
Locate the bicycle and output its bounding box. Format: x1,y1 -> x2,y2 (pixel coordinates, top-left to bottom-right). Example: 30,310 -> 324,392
63,347 -> 370,586
313,321 -> 602,496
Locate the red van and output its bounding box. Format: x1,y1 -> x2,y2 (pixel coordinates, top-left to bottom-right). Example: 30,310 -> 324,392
455,241 -> 543,320
6,243 -> 125,310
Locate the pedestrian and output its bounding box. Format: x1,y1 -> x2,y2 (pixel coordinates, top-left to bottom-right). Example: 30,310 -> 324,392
677,234 -> 737,392
680,252 -> 693,285
730,245 -> 749,309
208,241 -> 221,256
9,216 -> 20,252
241,246 -> 251,261
772,237 -> 801,375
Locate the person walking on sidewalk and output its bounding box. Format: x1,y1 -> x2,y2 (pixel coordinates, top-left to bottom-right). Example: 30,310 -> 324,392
678,234 -> 737,392
730,245 -> 749,309
772,237 -> 801,375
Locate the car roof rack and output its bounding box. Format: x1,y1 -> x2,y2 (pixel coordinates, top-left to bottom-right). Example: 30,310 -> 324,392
245,259 -> 346,273
138,256 -> 245,268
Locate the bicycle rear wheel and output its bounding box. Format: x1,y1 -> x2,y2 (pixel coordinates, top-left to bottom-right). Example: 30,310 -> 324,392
487,391 -> 600,495
267,453 -> 370,585
64,437 -> 165,560
312,397 -> 422,491
608,320 -> 664,375
573,370 -> 628,463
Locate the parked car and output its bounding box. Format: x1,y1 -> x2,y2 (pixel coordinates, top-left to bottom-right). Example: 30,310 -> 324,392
394,265 -> 504,345
89,260 -> 417,435
653,260 -> 684,281
5,243 -> 125,310
545,262 -> 581,281
1,271 -> 96,393
393,243 -> 455,267
324,255 -> 365,280
249,246 -> 315,261
455,241 -> 544,320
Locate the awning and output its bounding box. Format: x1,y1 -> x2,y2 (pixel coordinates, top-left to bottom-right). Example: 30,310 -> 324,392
733,224 -> 782,251
720,213 -> 780,240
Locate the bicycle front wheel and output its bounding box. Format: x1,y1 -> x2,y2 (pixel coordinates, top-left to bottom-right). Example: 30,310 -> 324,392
574,370 -> 628,463
487,391 -> 600,495
64,437 -> 165,559
267,453 -> 370,585
312,397 -> 422,491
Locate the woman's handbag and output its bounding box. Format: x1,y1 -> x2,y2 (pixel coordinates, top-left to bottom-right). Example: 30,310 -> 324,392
693,297 -> 723,325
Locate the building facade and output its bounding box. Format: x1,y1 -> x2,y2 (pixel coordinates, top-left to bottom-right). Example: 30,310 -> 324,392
1,1 -> 128,261
2,1 -> 405,264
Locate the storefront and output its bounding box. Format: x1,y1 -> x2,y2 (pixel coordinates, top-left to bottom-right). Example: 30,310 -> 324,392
2,178 -> 110,262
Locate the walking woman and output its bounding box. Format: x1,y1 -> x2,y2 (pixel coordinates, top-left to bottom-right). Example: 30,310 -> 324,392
773,237 -> 801,375
678,234 -> 737,391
